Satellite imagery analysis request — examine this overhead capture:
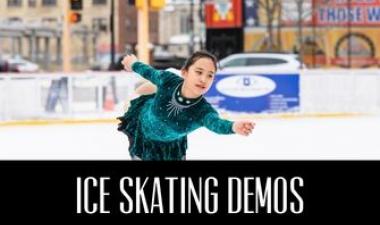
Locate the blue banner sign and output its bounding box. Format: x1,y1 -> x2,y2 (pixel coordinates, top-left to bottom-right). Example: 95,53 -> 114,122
244,0 -> 260,27
205,73 -> 300,113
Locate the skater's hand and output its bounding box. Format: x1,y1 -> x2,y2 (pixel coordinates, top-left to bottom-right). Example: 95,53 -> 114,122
232,121 -> 255,136
122,54 -> 138,72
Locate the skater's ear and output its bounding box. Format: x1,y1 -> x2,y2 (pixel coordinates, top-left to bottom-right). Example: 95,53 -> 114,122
181,68 -> 188,78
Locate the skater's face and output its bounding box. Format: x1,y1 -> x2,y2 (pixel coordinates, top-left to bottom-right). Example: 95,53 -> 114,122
181,58 -> 216,97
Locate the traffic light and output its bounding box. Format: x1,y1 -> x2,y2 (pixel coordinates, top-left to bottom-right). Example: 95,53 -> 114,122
150,0 -> 165,10
135,0 -> 144,9
69,11 -> 82,24
131,0 -> 166,10
70,0 -> 83,10
69,0 -> 82,24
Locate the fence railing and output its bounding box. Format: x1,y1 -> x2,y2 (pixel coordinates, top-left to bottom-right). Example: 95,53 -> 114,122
0,71 -> 141,121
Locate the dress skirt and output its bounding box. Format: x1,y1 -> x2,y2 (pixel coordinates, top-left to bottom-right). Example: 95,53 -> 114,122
117,94 -> 187,161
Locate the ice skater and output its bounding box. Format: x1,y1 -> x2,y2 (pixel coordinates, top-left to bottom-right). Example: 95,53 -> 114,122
117,50 -> 255,160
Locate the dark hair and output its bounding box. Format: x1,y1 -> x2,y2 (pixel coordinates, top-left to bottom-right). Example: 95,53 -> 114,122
182,50 -> 218,71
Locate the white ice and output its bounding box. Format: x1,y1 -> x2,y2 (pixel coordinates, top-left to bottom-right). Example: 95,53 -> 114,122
1,116 -> 380,160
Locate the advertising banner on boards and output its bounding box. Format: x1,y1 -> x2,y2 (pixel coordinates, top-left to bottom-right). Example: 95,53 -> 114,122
205,73 -> 300,113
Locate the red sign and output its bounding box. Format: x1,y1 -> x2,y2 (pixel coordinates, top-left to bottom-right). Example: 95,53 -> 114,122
313,0 -> 380,26
205,0 -> 242,28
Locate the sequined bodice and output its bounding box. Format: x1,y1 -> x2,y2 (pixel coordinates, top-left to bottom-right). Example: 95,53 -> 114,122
140,80 -> 203,141
132,61 -> 234,142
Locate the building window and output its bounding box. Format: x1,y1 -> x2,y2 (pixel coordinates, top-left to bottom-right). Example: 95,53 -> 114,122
223,58 -> 247,68
42,17 -> 58,25
8,17 -> 23,23
180,14 -> 191,34
42,0 -> 56,6
92,18 -> 108,32
28,0 -> 36,7
93,0 -> 107,5
7,0 -> 22,7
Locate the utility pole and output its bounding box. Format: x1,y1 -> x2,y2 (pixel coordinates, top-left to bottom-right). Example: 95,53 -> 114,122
137,0 -> 150,63
296,0 -> 304,69
62,0 -> 71,72
199,0 -> 205,50
189,0 -> 195,55
110,0 -> 116,69
109,0 -> 118,104
312,6 -> 317,68
347,0 -> 352,68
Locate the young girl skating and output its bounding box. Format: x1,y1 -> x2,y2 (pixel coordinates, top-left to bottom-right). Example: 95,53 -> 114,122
117,51 -> 255,160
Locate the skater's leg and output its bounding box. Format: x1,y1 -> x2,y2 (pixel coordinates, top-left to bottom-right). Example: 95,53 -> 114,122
131,155 -> 142,160
135,81 -> 157,96
123,81 -> 157,111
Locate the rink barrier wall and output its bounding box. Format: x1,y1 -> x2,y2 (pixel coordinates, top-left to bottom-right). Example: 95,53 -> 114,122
0,69 -> 379,125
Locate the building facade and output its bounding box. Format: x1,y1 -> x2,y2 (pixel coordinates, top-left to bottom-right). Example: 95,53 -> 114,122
243,0 -> 380,68
0,0 -> 127,71
0,0 -> 206,71
123,0 -> 204,58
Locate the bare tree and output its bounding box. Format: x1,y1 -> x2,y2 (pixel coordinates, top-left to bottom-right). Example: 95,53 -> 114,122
258,0 -> 281,51
281,0 -> 329,68
296,0 -> 307,68
277,2 -> 282,51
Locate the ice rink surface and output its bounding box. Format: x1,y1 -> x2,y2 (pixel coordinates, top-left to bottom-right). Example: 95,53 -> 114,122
1,116 -> 380,160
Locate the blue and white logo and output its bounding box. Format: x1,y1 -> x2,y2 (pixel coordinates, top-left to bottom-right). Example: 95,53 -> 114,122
216,75 -> 276,98
206,73 -> 300,113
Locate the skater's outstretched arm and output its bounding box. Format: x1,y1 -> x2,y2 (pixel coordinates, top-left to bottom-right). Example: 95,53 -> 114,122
201,106 -> 255,136
201,111 -> 234,135
122,54 -> 177,87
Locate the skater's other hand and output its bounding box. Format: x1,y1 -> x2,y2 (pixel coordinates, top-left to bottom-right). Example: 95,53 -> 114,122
122,54 -> 138,72
233,121 -> 255,136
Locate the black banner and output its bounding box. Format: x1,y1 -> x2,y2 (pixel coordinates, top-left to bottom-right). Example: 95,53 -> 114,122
0,161 -> 378,222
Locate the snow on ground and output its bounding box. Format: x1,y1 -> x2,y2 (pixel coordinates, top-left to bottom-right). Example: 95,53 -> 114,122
1,116 -> 380,160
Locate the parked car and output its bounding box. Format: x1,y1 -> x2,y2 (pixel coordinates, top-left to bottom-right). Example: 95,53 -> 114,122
90,53 -> 123,71
218,53 -> 305,73
152,55 -> 186,70
1,55 -> 39,72
152,46 -> 186,70
0,57 -> 8,72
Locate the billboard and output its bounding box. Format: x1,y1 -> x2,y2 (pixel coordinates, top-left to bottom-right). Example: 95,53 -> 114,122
244,0 -> 260,27
205,73 -> 300,113
205,0 -> 243,28
314,0 -> 380,26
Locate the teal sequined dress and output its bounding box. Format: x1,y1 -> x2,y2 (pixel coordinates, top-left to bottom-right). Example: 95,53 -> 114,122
117,62 -> 234,160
